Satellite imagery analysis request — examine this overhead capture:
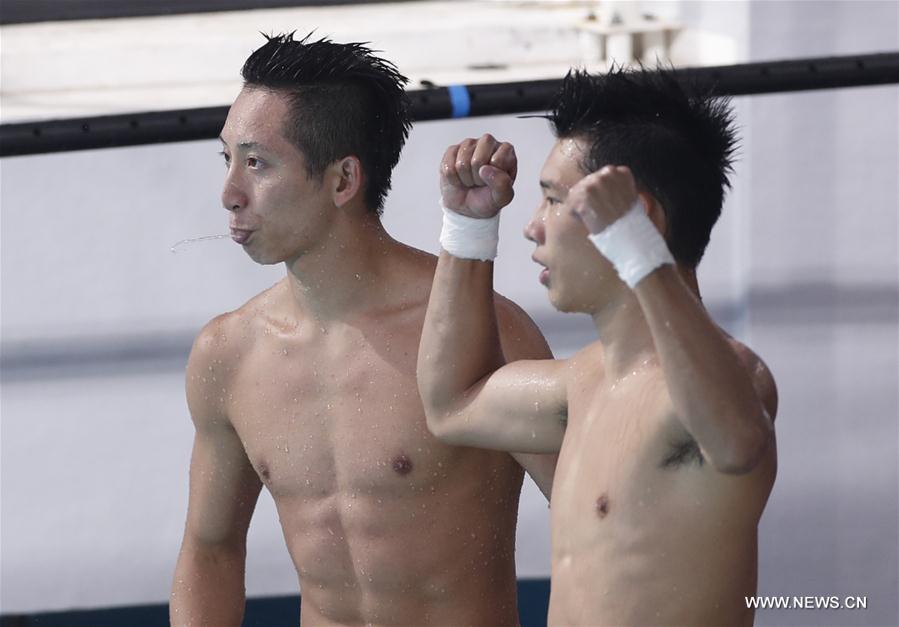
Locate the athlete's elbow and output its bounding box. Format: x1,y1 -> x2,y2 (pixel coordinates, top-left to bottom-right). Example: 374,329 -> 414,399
423,406 -> 454,440
418,379 -> 450,430
713,415 -> 774,474
424,411 -> 447,440
427,407 -> 476,448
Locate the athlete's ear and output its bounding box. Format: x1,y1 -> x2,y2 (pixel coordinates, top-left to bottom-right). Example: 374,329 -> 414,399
330,156 -> 364,209
639,191 -> 667,237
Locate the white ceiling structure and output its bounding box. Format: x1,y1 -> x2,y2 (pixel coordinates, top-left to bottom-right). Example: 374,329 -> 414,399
0,0 -> 740,124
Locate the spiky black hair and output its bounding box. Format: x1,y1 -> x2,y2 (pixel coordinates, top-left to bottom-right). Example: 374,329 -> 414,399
241,32 -> 411,214
548,66 -> 738,267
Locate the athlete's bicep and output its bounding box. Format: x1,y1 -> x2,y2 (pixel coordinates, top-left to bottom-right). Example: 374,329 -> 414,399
184,421 -> 263,547
495,296 -> 561,494
182,324 -> 262,548
434,357 -> 568,453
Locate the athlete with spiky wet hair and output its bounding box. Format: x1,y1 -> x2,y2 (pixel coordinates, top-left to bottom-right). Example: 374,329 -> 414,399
419,67 -> 778,626
239,33 -> 410,214
171,33 -> 555,626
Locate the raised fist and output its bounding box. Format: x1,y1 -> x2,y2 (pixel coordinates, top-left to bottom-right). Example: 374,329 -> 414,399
440,133 -> 517,219
567,165 -> 640,234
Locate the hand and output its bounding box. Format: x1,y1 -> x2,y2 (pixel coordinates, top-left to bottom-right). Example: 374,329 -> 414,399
567,165 -> 639,234
440,134 -> 517,219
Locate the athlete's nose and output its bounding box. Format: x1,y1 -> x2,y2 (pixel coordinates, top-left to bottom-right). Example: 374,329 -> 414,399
221,170 -> 248,212
524,207 -> 546,244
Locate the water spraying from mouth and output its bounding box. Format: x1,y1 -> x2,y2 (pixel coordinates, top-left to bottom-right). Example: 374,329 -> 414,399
169,234 -> 230,254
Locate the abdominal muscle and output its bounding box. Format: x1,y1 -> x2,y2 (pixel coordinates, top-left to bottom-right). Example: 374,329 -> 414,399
273,453 -> 523,627
549,506 -> 758,627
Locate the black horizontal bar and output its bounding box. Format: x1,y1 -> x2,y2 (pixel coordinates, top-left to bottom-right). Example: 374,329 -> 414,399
0,0 -> 408,26
2,52 -> 897,158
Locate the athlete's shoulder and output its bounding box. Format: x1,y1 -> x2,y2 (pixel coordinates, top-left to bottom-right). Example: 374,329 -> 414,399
566,339 -> 606,384
191,280 -> 285,368
729,337 -> 778,422
493,294 -> 553,361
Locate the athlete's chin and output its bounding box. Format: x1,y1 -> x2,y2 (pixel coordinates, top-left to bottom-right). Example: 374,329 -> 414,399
241,240 -> 296,266
243,245 -> 283,266
554,301 -> 591,315
547,288 -> 576,314
548,288 -> 595,315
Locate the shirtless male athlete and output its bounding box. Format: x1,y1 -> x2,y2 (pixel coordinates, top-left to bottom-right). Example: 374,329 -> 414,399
418,68 -> 778,626
170,33 -> 554,626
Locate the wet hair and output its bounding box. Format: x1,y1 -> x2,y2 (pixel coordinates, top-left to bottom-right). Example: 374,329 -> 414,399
548,67 -> 738,267
241,32 -> 411,214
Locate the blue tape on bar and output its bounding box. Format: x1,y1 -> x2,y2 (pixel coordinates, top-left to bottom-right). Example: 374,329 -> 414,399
448,85 -> 471,118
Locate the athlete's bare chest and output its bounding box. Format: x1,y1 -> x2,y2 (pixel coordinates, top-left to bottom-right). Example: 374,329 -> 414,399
225,325 -> 455,498
553,374 -> 694,544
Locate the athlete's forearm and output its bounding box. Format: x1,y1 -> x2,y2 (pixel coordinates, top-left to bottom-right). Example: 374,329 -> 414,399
418,251 -> 504,424
170,542 -> 247,627
634,266 -> 773,473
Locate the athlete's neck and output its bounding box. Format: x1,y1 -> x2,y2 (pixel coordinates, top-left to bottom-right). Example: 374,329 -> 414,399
283,212 -> 402,322
590,264 -> 701,380
590,284 -> 658,382
679,265 -> 701,299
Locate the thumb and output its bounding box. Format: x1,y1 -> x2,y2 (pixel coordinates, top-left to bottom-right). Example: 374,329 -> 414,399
479,165 -> 514,209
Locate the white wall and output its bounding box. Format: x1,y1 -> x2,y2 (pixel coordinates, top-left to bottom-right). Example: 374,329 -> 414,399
743,2 -> 899,626
2,1 -> 898,624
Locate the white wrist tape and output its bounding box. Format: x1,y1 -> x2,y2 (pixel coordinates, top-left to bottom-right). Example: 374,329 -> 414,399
439,204 -> 500,261
588,201 -> 674,288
